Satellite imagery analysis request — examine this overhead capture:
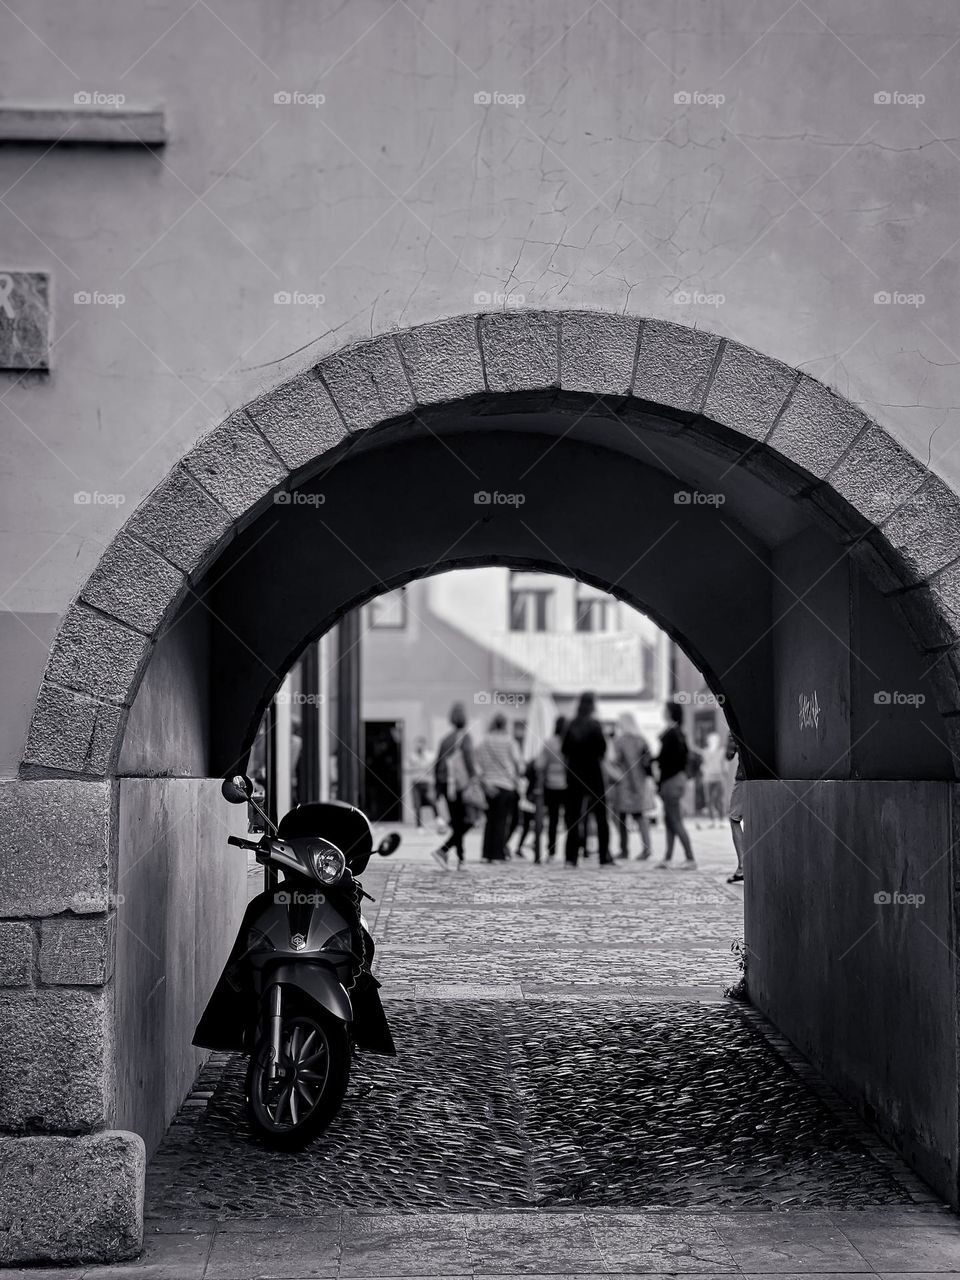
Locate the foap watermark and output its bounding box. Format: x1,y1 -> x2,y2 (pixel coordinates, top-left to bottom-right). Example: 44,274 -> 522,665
874,90 -> 925,108
274,290 -> 325,308
874,689 -> 926,707
74,290 -> 125,308
474,891 -> 526,905
275,889 -> 326,906
275,690 -> 326,707
673,289 -> 725,308
474,490 -> 525,507
874,890 -> 925,908
474,90 -> 525,107
274,90 -> 325,107
874,290 -> 924,307
74,490 -> 126,506
74,90 -> 125,108
274,491 -> 325,507
70,891 -> 125,910
675,690 -> 725,708
475,691 -> 527,707
674,490 -> 725,506
674,89 -> 725,107
474,290 -> 525,307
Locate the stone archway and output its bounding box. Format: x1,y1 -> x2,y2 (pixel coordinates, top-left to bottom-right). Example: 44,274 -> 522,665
19,309 -> 960,779
5,310 -> 960,1264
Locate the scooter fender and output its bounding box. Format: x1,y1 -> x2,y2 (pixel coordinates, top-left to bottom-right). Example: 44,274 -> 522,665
266,959 -> 353,1024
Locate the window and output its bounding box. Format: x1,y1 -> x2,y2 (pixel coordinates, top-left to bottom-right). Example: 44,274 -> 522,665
575,598 -> 616,632
509,588 -> 553,632
368,588 -> 407,629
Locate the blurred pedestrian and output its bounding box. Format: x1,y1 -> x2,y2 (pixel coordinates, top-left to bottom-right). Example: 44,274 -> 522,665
701,730 -> 726,827
726,735 -> 745,884
407,735 -> 441,830
475,712 -> 523,862
655,701 -> 696,868
610,712 -> 653,860
510,757 -> 542,860
562,692 -> 613,867
431,703 -> 476,870
538,715 -> 568,859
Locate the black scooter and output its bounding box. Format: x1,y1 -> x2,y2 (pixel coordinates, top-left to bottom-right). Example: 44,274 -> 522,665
193,774 -> 400,1148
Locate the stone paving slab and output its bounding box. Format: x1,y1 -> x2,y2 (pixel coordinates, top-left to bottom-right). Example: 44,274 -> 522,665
6,1209 -> 960,1277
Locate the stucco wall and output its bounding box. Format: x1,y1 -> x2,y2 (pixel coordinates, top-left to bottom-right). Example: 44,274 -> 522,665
2,0 -> 959,769
744,779 -> 959,1203
114,778 -> 248,1155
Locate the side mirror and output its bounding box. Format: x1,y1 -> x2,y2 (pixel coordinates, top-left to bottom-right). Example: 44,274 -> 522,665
377,832 -> 401,857
222,774 -> 253,805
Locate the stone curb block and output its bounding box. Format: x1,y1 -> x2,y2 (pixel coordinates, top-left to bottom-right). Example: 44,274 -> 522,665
766,374 -> 867,480
0,1131 -> 144,1264
879,473 -> 960,581
22,682 -> 125,777
45,603 -> 150,706
124,465 -> 234,577
632,319 -> 721,413
244,372 -> 348,469
40,914 -> 116,985
479,311 -> 559,392
702,340 -> 796,441
79,532 -> 185,636
317,335 -> 414,432
0,921 -> 34,986
183,409 -> 289,518
0,988 -> 112,1131
826,421 -> 928,526
560,311 -> 640,396
397,315 -> 486,404
0,779 -> 112,917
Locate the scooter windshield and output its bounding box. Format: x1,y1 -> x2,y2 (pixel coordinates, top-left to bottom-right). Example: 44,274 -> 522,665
277,800 -> 374,869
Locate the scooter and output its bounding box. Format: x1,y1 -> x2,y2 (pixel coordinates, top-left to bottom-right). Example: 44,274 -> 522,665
193,773 -> 400,1148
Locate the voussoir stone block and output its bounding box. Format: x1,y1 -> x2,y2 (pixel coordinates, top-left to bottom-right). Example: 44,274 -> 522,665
22,682 -> 125,777
40,914 -> 116,985
0,1131 -> 144,1264
479,310 -> 559,392
766,374 -> 867,480
892,585 -> 960,652
183,409 -> 289,519
0,922 -> 34,986
244,371 -> 348,469
45,603 -> 149,706
560,311 -> 640,396
396,315 -> 485,404
0,779 -> 112,917
702,340 -> 797,441
317,335 -> 414,432
879,472 -> 960,581
632,319 -> 721,413
826,421 -> 927,526
124,464 -> 234,577
0,988 -> 111,1131
79,532 -> 184,636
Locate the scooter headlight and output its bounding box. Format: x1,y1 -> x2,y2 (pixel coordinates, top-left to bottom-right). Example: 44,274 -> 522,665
308,842 -> 346,884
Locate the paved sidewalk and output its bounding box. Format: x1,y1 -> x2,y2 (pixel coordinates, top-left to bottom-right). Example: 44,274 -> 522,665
9,825 -> 960,1276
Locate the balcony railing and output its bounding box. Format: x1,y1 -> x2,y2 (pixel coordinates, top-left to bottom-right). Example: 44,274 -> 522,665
490,631 -> 649,694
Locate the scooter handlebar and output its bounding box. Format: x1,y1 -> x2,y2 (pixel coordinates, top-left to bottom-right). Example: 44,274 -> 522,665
227,835 -> 262,851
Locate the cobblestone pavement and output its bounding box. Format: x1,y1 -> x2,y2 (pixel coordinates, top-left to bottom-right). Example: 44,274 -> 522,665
24,827 -> 957,1278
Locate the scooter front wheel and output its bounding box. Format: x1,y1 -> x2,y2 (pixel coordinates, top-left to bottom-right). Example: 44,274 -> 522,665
245,1005 -> 351,1149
